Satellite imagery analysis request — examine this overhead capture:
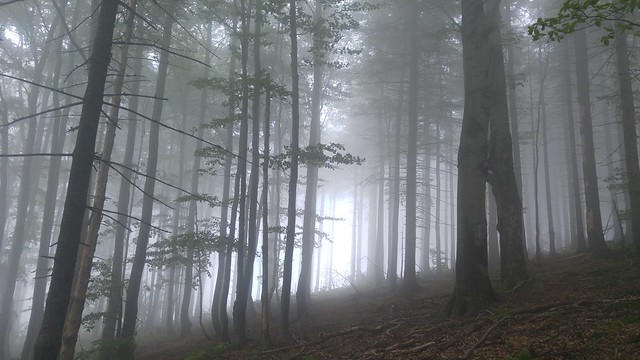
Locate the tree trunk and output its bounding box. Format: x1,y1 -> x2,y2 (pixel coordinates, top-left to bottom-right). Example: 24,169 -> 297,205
261,73 -> 272,346
32,1 -> 119,358
574,29 -> 608,256
375,113 -> 385,285
297,0 -> 324,316
119,3 -> 176,357
541,75 -> 556,256
388,73 -> 403,287
403,0 -> 419,291
101,23 -> 144,347
22,4 -> 74,356
0,17 -> 59,360
562,40 -> 587,252
614,31 -> 640,256
58,2 -> 137,357
485,0 -> 529,288
281,0 -> 300,342
448,0 -> 495,317
231,0 -> 252,344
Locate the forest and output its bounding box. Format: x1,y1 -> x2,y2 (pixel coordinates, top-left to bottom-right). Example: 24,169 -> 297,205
1,0 -> 640,359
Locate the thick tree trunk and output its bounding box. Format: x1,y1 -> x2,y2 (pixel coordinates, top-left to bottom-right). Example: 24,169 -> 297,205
58,2 -> 137,357
485,0 -> 528,288
614,32 -> 640,256
32,1 -> 119,358
448,0 -> 495,317
574,29 -> 608,256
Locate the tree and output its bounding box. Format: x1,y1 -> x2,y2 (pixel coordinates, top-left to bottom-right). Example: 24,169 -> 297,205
403,0 -> 420,292
529,0 -> 640,43
119,2 -> 177,357
447,0 -> 495,317
281,0 -> 301,342
614,31 -> 640,256
485,0 -> 528,288
573,27 -> 609,256
0,15 -> 59,359
32,1 -> 120,358
297,0 -> 325,317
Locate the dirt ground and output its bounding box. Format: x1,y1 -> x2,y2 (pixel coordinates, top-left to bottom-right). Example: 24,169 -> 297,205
136,250 -> 640,359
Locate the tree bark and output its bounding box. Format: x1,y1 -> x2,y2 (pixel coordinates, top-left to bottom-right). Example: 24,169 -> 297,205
101,23 -> 144,347
297,0 -> 324,316
485,0 -> 529,288
403,0 -> 420,292
562,40 -> 587,252
0,16 -> 59,360
447,0 -> 495,317
32,1 -> 119,358
22,4 -> 74,356
119,3 -> 176,357
281,0 -> 301,342
574,28 -> 608,256
614,31 -> 640,256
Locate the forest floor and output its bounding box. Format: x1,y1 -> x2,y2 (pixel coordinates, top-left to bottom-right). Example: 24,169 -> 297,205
136,250 -> 640,359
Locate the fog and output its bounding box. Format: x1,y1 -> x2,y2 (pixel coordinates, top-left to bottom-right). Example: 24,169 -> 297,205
0,0 -> 638,359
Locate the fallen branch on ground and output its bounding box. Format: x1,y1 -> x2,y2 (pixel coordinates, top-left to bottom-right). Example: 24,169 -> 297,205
462,317 -> 510,359
262,323 -> 390,355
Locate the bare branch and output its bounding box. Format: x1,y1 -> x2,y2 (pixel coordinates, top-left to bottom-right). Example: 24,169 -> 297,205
113,41 -> 212,68
87,206 -> 171,233
0,153 -> 73,158
0,0 -> 23,7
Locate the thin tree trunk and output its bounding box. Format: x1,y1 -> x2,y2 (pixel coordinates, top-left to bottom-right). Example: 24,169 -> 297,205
101,25 -> 144,347
119,3 -> 176,357
232,0 -> 253,344
297,0 -> 324,316
562,40 -> 586,252
281,0 -> 301,342
375,113 -> 385,285
403,0 -> 419,291
541,74 -> 556,256
0,17 -> 59,360
22,4 -> 74,356
388,72 -> 403,285
261,73 -> 272,346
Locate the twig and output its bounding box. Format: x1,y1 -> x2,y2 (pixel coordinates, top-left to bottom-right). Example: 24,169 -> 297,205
462,317 -> 510,359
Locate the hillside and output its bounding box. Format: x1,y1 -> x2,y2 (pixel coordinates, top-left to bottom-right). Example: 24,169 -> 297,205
137,251 -> 640,359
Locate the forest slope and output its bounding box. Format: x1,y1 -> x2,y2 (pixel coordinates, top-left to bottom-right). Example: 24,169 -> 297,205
136,251 -> 640,359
